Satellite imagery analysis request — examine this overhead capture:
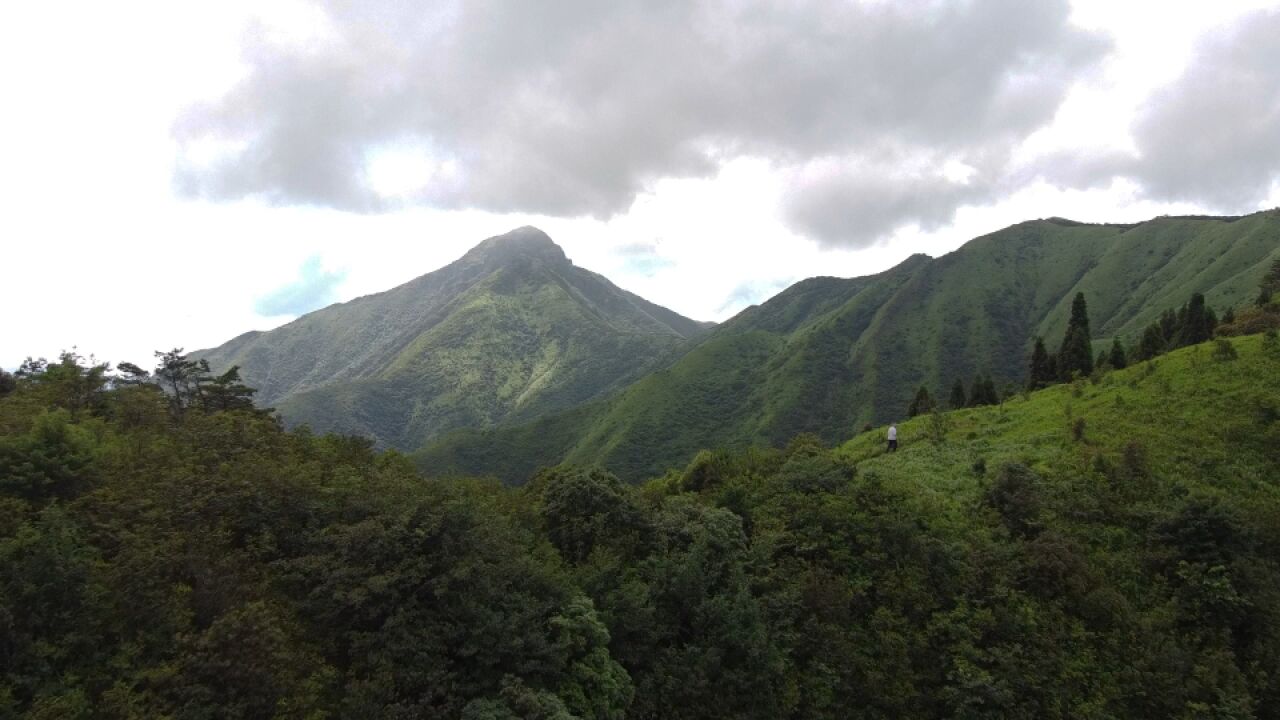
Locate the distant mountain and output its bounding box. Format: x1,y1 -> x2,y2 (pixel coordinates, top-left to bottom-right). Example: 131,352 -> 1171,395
416,210 -> 1280,482
198,227 -> 709,449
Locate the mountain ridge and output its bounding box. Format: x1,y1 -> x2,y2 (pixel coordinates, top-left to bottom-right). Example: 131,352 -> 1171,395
198,226 -> 709,449
416,209 -> 1280,482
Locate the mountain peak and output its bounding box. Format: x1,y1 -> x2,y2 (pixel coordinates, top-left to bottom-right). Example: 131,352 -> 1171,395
466,226 -> 569,266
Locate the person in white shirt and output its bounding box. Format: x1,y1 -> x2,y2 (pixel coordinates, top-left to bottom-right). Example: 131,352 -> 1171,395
887,424 -> 898,452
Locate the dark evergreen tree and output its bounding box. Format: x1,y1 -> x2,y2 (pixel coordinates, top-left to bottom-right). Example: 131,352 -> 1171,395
0,369 -> 14,397
1222,307 -> 1236,325
153,348 -> 212,418
1068,291 -> 1091,338
968,374 -> 998,407
1027,337 -> 1054,390
1108,337 -> 1127,370
1178,293 -> 1213,346
982,375 -> 999,406
1057,328 -> 1093,380
1056,293 -> 1094,379
113,362 -> 151,386
907,386 -> 934,418
949,378 -> 967,409
200,366 -> 261,413
1159,309 -> 1179,343
1260,257 -> 1280,306
1136,323 -> 1165,361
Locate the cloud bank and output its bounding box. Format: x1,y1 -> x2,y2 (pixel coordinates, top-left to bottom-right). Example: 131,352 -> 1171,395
175,0 -> 1109,247
1126,10 -> 1280,211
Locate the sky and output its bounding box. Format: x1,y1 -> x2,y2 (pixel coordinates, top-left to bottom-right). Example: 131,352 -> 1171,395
2,0 -> 1279,370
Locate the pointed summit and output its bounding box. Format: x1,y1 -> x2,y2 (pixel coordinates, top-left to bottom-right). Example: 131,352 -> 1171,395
466,226 -> 569,266
197,224 -> 706,452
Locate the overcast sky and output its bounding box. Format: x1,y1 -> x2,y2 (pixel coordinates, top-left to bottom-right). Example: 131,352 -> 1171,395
3,0 -> 1279,370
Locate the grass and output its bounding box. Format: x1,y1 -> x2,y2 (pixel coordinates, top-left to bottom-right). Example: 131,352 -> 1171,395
836,334 -> 1280,505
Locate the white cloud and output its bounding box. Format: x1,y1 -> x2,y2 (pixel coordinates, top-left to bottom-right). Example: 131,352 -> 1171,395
2,1 -> 1278,371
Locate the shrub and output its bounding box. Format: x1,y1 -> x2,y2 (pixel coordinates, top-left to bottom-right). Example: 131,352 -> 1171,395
1071,417 -> 1087,443
1211,338 -> 1238,362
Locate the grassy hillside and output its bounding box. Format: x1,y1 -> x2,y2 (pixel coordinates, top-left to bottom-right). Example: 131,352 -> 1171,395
417,211 -> 1280,482
837,333 -> 1280,498
199,227 -> 708,449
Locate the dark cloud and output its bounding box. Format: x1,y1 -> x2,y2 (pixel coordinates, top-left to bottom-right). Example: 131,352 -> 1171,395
176,0 -> 1108,242
1125,10 -> 1280,210
254,256 -> 346,316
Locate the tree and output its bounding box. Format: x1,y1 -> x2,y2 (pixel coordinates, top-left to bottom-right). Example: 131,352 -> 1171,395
949,378 -> 967,409
153,348 -> 212,418
538,466 -> 648,564
1056,294 -> 1094,379
907,386 -> 934,418
200,366 -> 259,413
1027,337 -> 1054,390
1068,291 -> 1091,338
1178,293 -> 1213,346
982,375 -> 999,405
1107,337 -> 1127,370
1136,323 -> 1165,361
0,369 -> 15,397
113,362 -> 151,386
1259,257 -> 1280,306
969,374 -> 998,407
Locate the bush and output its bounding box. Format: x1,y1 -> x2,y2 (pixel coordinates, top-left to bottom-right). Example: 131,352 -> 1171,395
1070,417 -> 1087,443
1215,305 -> 1280,337
1211,338 -> 1238,362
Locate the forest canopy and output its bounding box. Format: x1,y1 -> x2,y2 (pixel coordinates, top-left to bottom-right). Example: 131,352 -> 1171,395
2,334 -> 1279,718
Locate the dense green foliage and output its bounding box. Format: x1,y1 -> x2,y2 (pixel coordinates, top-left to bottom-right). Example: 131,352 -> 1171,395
198,227 -> 707,451
5,332 -> 1277,718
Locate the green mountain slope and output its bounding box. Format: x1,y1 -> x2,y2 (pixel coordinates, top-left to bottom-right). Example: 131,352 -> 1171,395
199,227 -> 708,449
417,210 -> 1280,482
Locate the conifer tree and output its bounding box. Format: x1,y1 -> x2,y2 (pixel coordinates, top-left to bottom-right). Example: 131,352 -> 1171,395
1136,323 -> 1165,361
1056,293 -> 1094,379
982,375 -> 999,405
1108,337 -> 1127,370
1027,337 -> 1054,390
907,386 -> 934,418
949,378 -> 967,409
1159,309 -> 1178,343
200,366 -> 261,413
968,374 -> 998,407
1178,293 -> 1213,346
1260,257 -> 1280,306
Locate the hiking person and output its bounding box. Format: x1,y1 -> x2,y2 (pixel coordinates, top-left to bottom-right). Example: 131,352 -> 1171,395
887,423 -> 898,452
